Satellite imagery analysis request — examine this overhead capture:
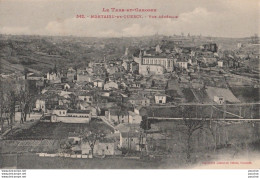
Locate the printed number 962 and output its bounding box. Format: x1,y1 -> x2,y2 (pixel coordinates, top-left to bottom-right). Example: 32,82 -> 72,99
76,15 -> 85,18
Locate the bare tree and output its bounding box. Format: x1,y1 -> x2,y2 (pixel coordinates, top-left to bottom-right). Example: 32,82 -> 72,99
18,89 -> 33,123
81,124 -> 105,156
205,120 -> 219,152
178,105 -> 206,163
69,93 -> 78,109
8,90 -> 16,133
115,102 -> 129,124
0,90 -> 7,132
182,118 -> 205,162
0,88 -> 17,134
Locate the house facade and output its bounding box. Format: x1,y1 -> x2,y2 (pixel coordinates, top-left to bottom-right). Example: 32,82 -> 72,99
134,51 -> 174,75
154,94 -> 167,104
218,61 -> 224,67
128,111 -> 142,124
77,92 -> 93,103
51,109 -> 91,123
93,79 -> 104,88
119,132 -> 145,151
176,60 -> 188,69
214,96 -> 225,105
35,99 -> 46,112
104,81 -> 118,90
127,96 -> 150,106
80,140 -> 116,156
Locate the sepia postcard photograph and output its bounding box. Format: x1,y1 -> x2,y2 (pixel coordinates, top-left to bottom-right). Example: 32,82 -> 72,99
0,0 -> 259,175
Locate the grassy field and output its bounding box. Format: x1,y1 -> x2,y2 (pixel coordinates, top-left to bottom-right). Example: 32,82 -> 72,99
150,120 -> 260,154
1,120 -> 259,169
1,148 -> 259,169
0,152 -> 194,169
230,87 -> 260,102
5,120 -> 114,140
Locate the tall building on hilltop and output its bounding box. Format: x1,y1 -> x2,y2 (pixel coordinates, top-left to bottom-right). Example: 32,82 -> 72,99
134,49 -> 174,75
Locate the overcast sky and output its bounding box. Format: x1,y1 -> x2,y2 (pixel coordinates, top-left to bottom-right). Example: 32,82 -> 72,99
0,0 -> 259,37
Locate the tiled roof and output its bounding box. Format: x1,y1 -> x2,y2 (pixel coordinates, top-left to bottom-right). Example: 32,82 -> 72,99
67,109 -> 91,114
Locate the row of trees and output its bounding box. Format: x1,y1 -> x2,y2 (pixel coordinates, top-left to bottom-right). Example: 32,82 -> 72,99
0,79 -> 35,133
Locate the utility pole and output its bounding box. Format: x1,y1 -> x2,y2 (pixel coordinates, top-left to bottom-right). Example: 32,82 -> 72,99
250,104 -> 253,119
223,103 -> 226,119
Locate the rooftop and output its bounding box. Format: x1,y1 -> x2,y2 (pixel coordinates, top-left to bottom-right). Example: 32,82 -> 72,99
67,110 -> 91,114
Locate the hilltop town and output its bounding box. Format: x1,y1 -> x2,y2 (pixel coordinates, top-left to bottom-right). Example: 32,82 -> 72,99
0,34 -> 259,168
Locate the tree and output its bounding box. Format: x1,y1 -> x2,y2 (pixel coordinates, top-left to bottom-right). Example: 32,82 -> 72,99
113,98 -> 132,125
140,116 -> 151,131
59,140 -> 73,154
18,89 -> 33,123
151,80 -> 155,87
0,79 -> 21,133
115,104 -> 128,124
69,93 -> 78,109
81,126 -> 105,156
179,106 -> 206,163
8,90 -> 16,132
24,68 -> 29,79
182,118 -> 205,162
0,90 -> 7,132
205,119 -> 219,152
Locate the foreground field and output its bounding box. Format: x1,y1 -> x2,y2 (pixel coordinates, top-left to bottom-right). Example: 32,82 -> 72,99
1,148 -> 259,169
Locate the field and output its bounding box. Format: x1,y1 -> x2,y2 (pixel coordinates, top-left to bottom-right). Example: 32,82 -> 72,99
144,104 -> 260,119
5,120 -> 114,140
1,148 -> 260,169
0,35 -> 130,74
1,119 -> 259,169
231,87 -> 260,102
150,120 -> 260,153
0,153 -> 180,169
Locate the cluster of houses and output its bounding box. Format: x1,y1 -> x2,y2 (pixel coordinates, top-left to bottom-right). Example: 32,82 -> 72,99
14,39 -> 256,157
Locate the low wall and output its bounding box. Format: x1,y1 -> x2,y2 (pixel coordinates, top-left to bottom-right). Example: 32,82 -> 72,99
37,153 -> 92,159
53,116 -> 91,123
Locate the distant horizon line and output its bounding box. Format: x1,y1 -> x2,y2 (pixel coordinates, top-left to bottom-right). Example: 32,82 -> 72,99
0,33 -> 259,39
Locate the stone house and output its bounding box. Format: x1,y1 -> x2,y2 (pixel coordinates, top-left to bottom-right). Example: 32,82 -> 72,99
119,132 -> 146,151
154,93 -> 167,104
